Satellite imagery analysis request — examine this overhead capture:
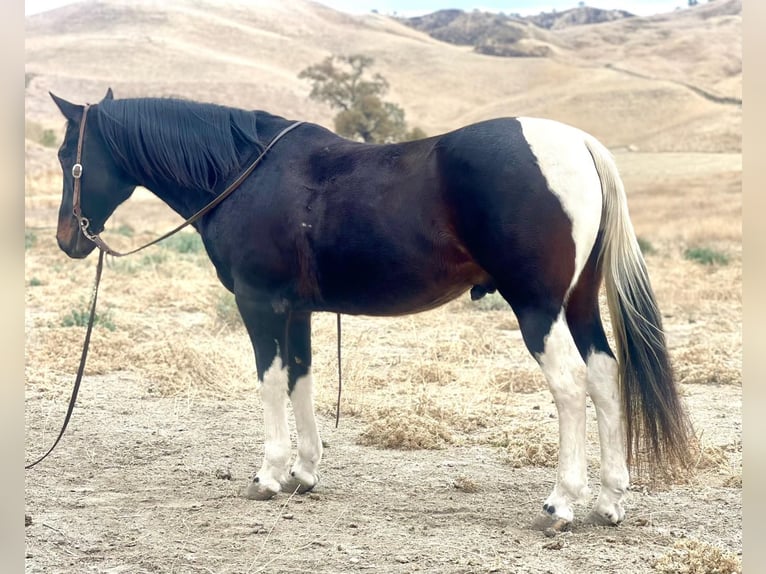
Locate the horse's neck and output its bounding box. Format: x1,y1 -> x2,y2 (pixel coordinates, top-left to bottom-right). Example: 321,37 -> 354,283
136,114 -> 294,220
143,181 -> 216,224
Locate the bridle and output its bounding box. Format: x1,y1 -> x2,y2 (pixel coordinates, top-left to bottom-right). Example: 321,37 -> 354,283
70,103 -> 304,257
26,104 -> 304,469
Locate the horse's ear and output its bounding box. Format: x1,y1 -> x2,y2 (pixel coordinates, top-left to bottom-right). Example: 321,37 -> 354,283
50,92 -> 84,122
103,87 -> 114,100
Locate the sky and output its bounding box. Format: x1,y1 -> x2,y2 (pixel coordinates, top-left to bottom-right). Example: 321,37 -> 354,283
24,0 -> 688,17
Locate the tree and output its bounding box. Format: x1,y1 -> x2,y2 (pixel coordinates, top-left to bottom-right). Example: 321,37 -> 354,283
299,54 -> 425,144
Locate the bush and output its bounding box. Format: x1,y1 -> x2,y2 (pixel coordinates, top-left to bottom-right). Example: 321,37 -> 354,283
25,230 -> 37,250
472,291 -> 507,311
115,224 -> 135,237
637,236 -> 655,255
159,232 -> 204,254
40,129 -> 58,148
140,252 -> 168,267
684,246 -> 729,266
61,306 -> 116,331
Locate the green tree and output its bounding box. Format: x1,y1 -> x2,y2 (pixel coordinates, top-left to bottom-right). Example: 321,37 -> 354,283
299,54 -> 425,144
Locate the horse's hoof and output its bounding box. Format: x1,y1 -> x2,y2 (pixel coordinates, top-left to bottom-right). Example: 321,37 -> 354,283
532,514 -> 571,535
243,477 -> 280,501
585,506 -> 624,526
545,518 -> 571,537
281,469 -> 318,494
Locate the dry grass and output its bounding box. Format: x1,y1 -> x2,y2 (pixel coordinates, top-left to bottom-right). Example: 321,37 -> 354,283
357,408 -> 454,450
493,424 -> 559,468
653,538 -> 741,574
673,346 -> 741,386
452,475 -> 480,493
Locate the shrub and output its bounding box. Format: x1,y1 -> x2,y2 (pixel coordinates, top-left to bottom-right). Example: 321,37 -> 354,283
653,538 -> 741,574
140,252 -> 168,267
160,232 -> 204,254
684,246 -> 729,266
61,306 -> 116,331
115,224 -> 135,237
40,129 -> 58,148
637,236 -> 655,255
25,230 -> 37,250
472,291 -> 507,311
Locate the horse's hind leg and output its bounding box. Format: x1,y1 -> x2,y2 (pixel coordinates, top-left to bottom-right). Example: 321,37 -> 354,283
511,302 -> 590,525
583,350 -> 628,525
565,263 -> 629,525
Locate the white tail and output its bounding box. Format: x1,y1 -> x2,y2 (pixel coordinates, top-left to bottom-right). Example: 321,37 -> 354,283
584,135 -> 693,473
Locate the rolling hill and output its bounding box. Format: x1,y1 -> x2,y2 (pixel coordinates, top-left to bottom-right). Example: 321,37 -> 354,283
25,0 -> 741,179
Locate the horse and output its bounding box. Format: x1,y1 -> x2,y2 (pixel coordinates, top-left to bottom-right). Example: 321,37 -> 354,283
50,88 -> 693,528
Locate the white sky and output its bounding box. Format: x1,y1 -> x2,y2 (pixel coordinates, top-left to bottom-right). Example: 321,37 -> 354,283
25,0 -> 688,17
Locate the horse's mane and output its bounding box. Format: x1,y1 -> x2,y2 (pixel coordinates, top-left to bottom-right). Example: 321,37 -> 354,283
96,97 -> 262,194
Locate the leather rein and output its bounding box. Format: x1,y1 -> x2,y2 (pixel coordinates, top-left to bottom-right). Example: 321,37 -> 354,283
26,104 -> 304,469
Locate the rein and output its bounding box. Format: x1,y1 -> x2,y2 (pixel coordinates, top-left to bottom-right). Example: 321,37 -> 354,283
73,104 -> 305,257
26,107 -> 304,469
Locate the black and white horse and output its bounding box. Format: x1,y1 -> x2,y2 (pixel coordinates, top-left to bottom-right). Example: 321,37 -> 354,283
51,89 -> 692,527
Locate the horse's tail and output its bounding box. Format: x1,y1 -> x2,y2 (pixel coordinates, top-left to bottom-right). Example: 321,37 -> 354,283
583,134 -> 694,475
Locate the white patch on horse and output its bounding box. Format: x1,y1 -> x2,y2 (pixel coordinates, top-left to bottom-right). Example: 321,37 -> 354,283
537,311 -> 590,522
246,356 -> 290,499
518,117 -> 603,294
586,351 -> 629,524
288,371 -> 323,491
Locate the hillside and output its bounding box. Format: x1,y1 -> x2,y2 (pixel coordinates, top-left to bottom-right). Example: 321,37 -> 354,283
398,6 -> 637,57
397,10 -> 560,57
527,6 -> 635,29
25,0 -> 741,180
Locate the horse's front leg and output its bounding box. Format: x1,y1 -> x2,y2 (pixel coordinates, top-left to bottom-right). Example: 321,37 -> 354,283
236,299 -> 292,500
282,312 -> 323,493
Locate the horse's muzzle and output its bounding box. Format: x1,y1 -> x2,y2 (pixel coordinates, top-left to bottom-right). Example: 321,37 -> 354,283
56,216 -> 98,259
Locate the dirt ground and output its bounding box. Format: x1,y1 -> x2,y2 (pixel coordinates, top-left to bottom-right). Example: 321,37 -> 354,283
24,376 -> 741,574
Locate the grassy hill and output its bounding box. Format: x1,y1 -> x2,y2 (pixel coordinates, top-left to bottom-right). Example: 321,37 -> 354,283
25,0 -> 741,178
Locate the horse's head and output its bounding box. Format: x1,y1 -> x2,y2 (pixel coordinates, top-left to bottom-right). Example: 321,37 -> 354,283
50,88 -> 136,259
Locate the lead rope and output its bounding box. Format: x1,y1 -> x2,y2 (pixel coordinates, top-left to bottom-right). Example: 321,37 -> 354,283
335,313 -> 342,428
25,250 -> 105,469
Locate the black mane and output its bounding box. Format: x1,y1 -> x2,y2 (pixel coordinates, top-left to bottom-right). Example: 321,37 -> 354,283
96,97 -> 263,194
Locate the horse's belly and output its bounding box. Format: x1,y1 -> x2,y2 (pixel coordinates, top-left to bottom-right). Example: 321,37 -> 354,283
313,244 -> 490,316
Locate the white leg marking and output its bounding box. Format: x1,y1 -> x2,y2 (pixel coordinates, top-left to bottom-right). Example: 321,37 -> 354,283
538,312 -> 590,522
518,117 -> 603,293
245,356 -> 291,500
586,351 -> 629,524
287,371 -> 323,492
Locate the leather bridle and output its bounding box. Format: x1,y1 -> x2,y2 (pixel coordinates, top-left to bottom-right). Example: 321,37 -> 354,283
26,105 -> 303,469
70,103 -> 304,257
